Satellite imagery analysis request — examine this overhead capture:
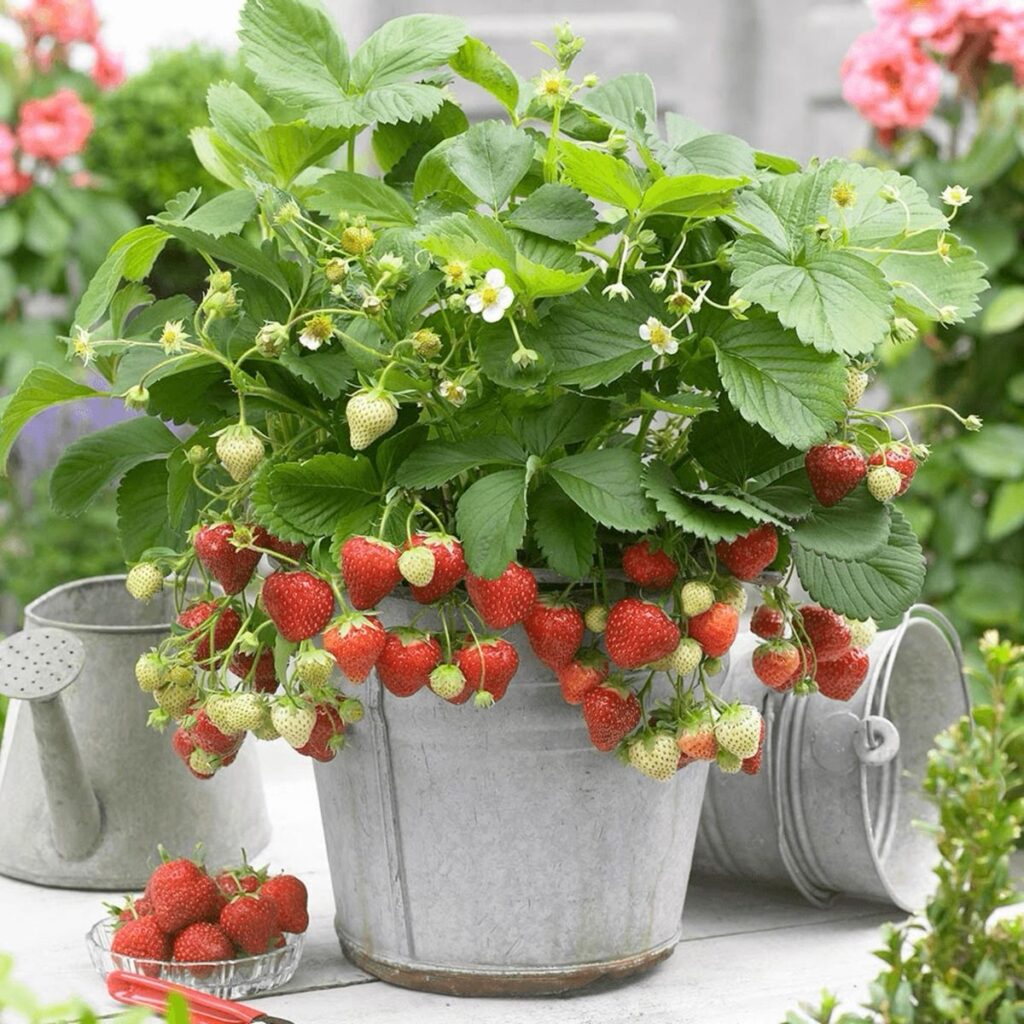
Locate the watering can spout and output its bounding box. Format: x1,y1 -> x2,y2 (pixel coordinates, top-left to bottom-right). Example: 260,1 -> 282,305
0,628 -> 103,860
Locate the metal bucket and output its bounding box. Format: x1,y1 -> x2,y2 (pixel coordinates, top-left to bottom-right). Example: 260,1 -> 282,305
0,576 -> 272,889
314,592 -> 710,996
693,605 -> 968,911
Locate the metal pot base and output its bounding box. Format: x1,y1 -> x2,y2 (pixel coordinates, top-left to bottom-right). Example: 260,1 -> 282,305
338,931 -> 678,996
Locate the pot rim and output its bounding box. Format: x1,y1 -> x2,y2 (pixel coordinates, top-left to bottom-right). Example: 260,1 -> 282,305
24,575 -> 180,635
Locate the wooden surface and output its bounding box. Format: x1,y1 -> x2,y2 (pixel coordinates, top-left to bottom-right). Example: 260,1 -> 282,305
0,741 -> 900,1023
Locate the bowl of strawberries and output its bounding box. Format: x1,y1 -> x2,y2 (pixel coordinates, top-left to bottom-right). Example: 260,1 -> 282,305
86,854 -> 308,999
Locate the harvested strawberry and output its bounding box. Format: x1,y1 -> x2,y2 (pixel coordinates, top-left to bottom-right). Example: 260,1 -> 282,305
676,719 -> 718,761
465,562 -> 537,629
622,539 -> 678,589
752,640 -> 801,691
868,443 -> 917,496
172,921 -> 235,975
805,442 -> 867,507
797,604 -> 852,661
376,628 -> 441,697
111,916 -> 170,966
687,602 -> 739,658
524,598 -> 585,669
113,895 -> 154,922
404,532 -> 466,603
296,704 -> 346,762
323,613 -> 387,683
253,526 -> 307,564
177,601 -> 241,668
604,598 -> 681,668
741,719 -> 767,776
581,682 -> 641,751
750,605 -> 784,640
556,651 -> 609,705
814,647 -> 870,701
220,894 -> 281,955
715,524 -> 779,581
215,869 -> 261,897
194,523 -> 261,595
149,859 -> 224,934
261,874 -> 309,934
339,535 -> 402,610
261,571 -> 334,642
230,648 -> 279,693
455,637 -> 519,706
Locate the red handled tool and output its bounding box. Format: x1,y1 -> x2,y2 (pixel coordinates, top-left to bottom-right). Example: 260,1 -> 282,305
107,970 -> 295,1024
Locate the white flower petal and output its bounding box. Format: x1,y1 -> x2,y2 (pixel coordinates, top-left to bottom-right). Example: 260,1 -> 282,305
482,303 -> 506,323
299,333 -> 321,351
638,324 -> 651,341
466,293 -> 484,313
485,268 -> 506,288
664,339 -> 679,355
497,286 -> 514,309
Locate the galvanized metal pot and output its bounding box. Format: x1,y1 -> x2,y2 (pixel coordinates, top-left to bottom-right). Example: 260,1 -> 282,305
693,605 -> 968,911
0,576 -> 272,890
314,592 -> 709,996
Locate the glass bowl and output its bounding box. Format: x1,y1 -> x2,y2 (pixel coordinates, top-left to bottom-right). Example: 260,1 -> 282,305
86,919 -> 304,999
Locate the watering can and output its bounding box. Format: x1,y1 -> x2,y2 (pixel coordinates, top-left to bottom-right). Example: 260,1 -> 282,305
0,576 -> 271,890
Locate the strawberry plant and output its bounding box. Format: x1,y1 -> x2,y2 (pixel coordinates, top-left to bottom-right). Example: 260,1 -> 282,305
0,1 -> 988,784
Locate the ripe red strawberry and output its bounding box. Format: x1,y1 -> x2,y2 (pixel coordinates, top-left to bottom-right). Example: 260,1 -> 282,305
752,640 -> 801,691
455,637 -> 520,705
260,875 -> 309,934
323,613 -> 387,682
604,598 -> 681,669
404,533 -> 466,603
581,682 -> 641,752
741,719 -> 767,776
376,629 -> 441,697
220,894 -> 280,955
253,526 -> 307,564
261,571 -> 334,642
465,562 -> 537,629
148,859 -> 224,934
750,605 -> 784,639
797,604 -> 852,661
230,648 -> 278,693
177,601 -> 241,668
868,444 -> 917,496
194,522 -> 261,595
188,709 -> 244,757
814,647 -> 870,701
622,538 -> 678,589
687,602 -> 739,658
805,443 -> 867,507
339,535 -> 402,609
556,651 -> 609,705
171,727 -> 195,765
172,921 -> 234,973
676,719 -> 718,761
216,870 -> 261,897
111,916 -> 170,964
297,703 -> 346,762
524,599 -> 585,669
113,895 -> 154,922
715,525 -> 779,581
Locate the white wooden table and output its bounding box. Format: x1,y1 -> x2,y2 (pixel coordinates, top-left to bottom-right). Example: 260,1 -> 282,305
0,742 -> 900,1023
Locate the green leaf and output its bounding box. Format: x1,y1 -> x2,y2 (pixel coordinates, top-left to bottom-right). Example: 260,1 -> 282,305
682,491 -> 786,528
117,459 -> 180,562
515,251 -> 593,301
957,425 -> 1024,479
0,367 -> 103,472
374,100 -> 468,179
953,562 -> 1024,627
190,128 -> 249,190
252,121 -> 351,185
239,0 -> 351,124
396,436 -> 526,488
456,468 -> 528,577
180,190 -> 257,238
444,120 -> 534,209
558,140 -> 642,211
791,488 -> 891,561
518,395 -> 609,456
578,74 -> 656,137
278,348 -> 354,400
643,460 -> 757,542
50,418 -> 178,516
0,209 -> 22,256
638,173 -> 745,219
711,317 -> 846,449
507,184 -> 597,243
732,237 -> 893,356
981,285 -> 1024,336
659,116 -> 757,179
531,482 -> 596,579
307,170 -> 416,226
449,37 -> 518,115
207,81 -> 273,163
987,479 -> 1024,541
337,83 -> 447,129
350,14 -> 467,90
793,507 -> 925,625
418,210 -> 518,281
548,448 -> 657,532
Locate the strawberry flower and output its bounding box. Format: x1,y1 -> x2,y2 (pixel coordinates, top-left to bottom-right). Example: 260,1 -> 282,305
467,269 -> 515,323
639,317 -> 678,356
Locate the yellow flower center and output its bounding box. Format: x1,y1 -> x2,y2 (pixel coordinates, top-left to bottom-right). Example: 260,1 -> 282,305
649,324 -> 669,346
480,285 -> 500,305
444,262 -> 466,282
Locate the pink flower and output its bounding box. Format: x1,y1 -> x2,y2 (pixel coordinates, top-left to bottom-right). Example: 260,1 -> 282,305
16,0 -> 100,45
91,44 -> 125,90
841,27 -> 942,130
16,88 -> 93,162
871,0 -> 963,43
0,125 -> 31,199
992,8 -> 1024,81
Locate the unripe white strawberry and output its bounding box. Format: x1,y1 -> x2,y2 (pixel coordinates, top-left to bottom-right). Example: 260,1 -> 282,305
189,748 -> 219,777
584,604 -> 608,633
844,368 -> 869,408
846,617 -> 877,648
429,664 -> 466,700
292,649 -> 335,689
126,562 -> 163,602
661,637 -> 703,675
398,545 -> 436,586
271,702 -> 317,749
216,424 -> 264,482
252,718 -> 280,741
719,580 -> 747,614
207,693 -> 266,734
627,733 -> 680,781
346,389 -> 398,450
867,465 -> 902,502
155,676 -> 196,719
135,652 -> 164,692
680,580 -> 715,617
714,704 -> 762,759
716,749 -> 743,774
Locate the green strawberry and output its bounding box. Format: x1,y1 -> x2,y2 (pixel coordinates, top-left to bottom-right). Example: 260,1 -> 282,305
867,465 -> 902,502
652,637 -> 703,675
398,545 -> 436,587
584,604 -> 608,633
207,693 -> 267,734
429,663 -> 466,700
292,649 -> 335,689
714,704 -> 763,759
154,673 -> 196,719
627,733 -> 680,781
716,749 -> 743,774
135,652 -> 164,692
126,563 -> 163,602
680,580 -> 715,617
270,702 -> 317,749
844,368 -> 869,408
215,424 -> 264,482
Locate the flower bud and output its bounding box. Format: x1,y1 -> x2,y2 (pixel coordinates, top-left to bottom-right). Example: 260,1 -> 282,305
324,258 -> 348,284
412,328 -> 442,358
256,321 -> 290,357
123,384 -> 150,410
207,270 -> 233,293
341,225 -> 375,255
